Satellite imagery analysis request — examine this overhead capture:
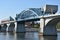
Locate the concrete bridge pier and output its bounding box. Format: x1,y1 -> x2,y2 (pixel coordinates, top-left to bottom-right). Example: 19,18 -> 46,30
8,23 -> 15,32
16,21 -> 26,33
39,18 -> 57,36
1,24 -> 7,32
14,22 -> 17,32
6,24 -> 10,32
39,18 -> 45,35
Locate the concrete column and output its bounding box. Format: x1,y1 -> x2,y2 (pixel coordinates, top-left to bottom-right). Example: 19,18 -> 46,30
6,24 -> 10,32
14,22 -> 17,32
16,22 -> 26,33
39,18 -> 45,35
1,24 -> 7,32
8,23 -> 15,32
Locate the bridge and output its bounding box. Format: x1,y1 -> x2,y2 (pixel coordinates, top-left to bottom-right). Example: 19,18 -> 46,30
0,4 -> 59,36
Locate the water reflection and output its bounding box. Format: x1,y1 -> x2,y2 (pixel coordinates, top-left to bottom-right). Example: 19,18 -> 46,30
6,32 -> 26,40
16,33 -> 25,40
39,36 -> 57,40
0,32 -> 58,40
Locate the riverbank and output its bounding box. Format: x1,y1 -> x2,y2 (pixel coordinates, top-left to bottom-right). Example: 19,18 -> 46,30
25,28 -> 60,32
57,29 -> 60,32
25,28 -> 39,32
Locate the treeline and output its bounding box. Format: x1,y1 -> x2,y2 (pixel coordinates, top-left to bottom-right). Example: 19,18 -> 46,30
57,22 -> 60,29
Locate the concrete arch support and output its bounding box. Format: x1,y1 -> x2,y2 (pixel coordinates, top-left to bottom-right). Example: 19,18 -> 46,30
40,18 -> 45,35
6,24 -> 10,32
14,22 -> 17,32
40,17 -> 60,36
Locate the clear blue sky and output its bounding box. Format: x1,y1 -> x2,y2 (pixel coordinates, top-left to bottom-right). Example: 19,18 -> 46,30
0,0 -> 60,21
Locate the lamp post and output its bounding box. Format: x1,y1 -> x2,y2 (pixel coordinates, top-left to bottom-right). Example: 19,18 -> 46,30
41,8 -> 45,16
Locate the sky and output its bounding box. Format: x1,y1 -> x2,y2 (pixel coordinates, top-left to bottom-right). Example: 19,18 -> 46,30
0,0 -> 60,21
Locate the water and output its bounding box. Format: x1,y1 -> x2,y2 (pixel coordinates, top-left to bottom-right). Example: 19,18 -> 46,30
0,32 -> 60,40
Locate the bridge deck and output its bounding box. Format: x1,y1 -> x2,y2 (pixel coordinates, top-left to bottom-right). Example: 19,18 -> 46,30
0,14 -> 60,24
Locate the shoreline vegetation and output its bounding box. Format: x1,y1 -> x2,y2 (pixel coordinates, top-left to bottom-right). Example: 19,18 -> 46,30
57,22 -> 60,29
57,22 -> 60,32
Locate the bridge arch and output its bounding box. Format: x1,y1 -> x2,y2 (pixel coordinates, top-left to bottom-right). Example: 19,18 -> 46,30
46,17 -> 60,26
20,9 -> 38,17
15,8 -> 43,20
43,17 -> 60,35
17,9 -> 39,19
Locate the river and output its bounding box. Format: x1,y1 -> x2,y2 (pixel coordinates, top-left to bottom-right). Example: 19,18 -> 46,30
0,32 -> 60,40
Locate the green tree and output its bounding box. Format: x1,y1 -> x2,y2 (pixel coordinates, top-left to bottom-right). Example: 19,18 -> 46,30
57,22 -> 60,29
